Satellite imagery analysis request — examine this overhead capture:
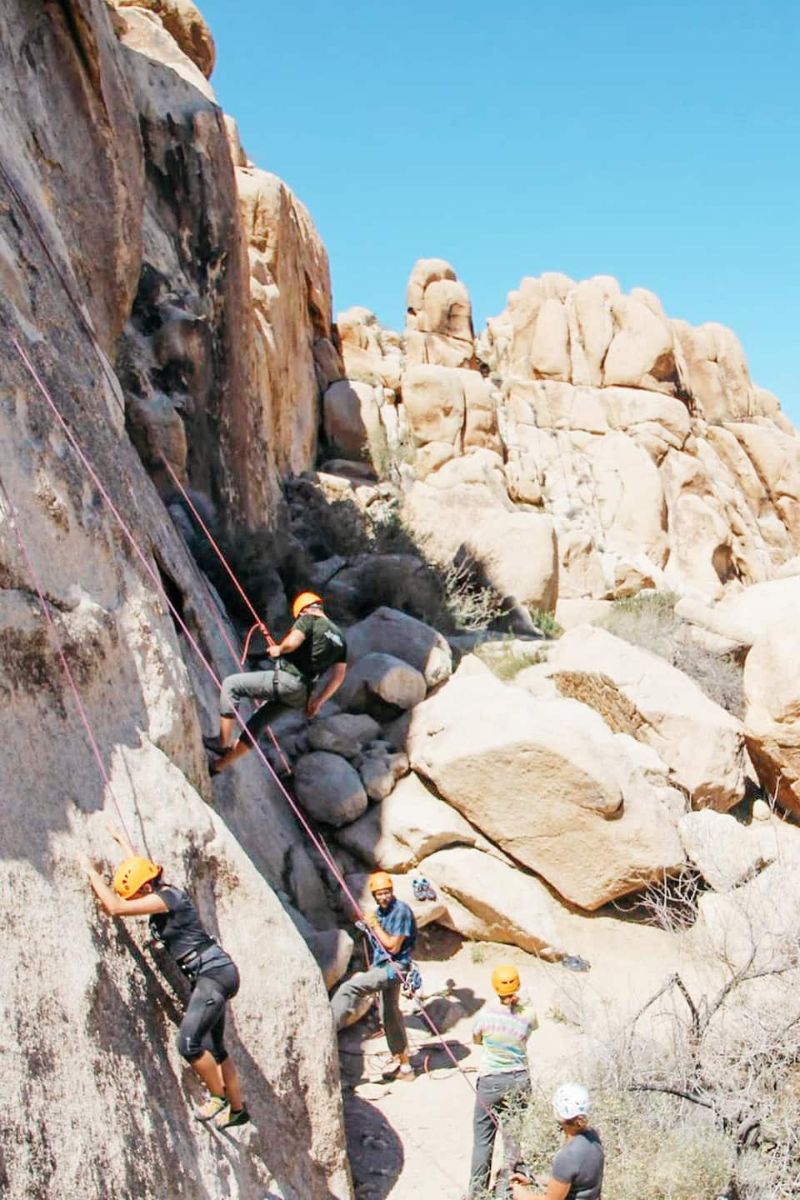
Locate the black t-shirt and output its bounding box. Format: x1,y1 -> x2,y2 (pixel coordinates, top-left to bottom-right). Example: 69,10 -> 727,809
149,884 -> 214,963
281,612 -> 347,683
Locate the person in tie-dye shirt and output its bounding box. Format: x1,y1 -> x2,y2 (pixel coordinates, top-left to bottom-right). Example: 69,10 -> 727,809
467,964 -> 538,1198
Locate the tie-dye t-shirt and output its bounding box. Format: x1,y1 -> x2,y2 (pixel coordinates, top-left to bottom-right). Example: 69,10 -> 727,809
473,998 -> 538,1074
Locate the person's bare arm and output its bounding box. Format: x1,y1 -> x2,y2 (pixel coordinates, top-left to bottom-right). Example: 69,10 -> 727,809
307,661 -> 348,719
367,913 -> 404,954
106,823 -> 136,858
84,861 -> 168,918
510,1176 -> 570,1200
268,628 -> 305,657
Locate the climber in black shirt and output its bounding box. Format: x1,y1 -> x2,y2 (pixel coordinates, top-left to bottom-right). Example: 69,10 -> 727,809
84,828 -> 249,1128
204,591 -> 348,776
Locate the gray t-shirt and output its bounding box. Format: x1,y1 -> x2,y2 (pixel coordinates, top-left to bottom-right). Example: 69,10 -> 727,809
551,1130 -> 604,1199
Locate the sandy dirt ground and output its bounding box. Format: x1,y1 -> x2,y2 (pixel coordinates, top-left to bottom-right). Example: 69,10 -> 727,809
339,909 -> 716,1200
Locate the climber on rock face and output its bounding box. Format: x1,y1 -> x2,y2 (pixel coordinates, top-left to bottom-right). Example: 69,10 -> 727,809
330,872 -> 417,1081
84,828 -> 249,1129
509,1083 -> 604,1200
467,964 -> 537,1199
204,591 -> 347,776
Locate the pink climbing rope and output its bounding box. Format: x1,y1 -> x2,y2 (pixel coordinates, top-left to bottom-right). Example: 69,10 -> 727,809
12,336 -> 500,1127
160,455 -> 276,650
0,474 -> 136,851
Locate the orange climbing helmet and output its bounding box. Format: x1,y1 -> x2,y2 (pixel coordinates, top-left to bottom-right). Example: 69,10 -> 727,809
292,591 -> 323,619
368,871 -> 394,894
113,856 -> 162,899
491,964 -> 520,997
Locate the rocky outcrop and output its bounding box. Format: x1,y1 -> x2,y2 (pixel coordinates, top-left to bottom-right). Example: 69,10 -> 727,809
408,672 -> 685,910
334,262 -> 799,608
423,846 -> 565,958
743,616 -> 800,817
547,625 -> 746,810
334,771 -> 501,870
405,258 -> 476,368
0,3 -> 352,1196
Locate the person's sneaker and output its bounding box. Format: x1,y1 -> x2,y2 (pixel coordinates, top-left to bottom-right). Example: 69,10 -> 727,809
216,1105 -> 250,1130
396,1063 -> 415,1081
195,1094 -> 227,1122
203,735 -> 227,756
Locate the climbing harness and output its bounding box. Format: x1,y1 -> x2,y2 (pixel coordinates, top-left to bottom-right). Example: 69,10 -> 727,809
11,337 -> 502,1129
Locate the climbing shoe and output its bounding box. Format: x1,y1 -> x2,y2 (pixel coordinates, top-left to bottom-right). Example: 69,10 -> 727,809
561,954 -> 591,973
216,1105 -> 250,1130
195,1094 -> 227,1122
412,876 -> 437,902
203,735 -> 227,756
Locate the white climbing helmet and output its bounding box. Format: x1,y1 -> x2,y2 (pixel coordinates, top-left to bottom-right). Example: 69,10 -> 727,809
552,1082 -> 591,1122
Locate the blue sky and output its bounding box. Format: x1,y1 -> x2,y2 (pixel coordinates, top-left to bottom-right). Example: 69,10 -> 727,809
201,0 -> 799,421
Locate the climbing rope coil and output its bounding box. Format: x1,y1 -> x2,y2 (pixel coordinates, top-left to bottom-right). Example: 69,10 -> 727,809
7,336 -> 503,1136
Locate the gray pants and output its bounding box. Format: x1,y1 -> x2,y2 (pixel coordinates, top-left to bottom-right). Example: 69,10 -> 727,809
330,965 -> 407,1055
468,1068 -> 531,1198
219,666 -> 307,740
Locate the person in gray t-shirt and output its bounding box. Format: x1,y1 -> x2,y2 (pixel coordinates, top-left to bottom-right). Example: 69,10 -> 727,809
510,1082 -> 603,1200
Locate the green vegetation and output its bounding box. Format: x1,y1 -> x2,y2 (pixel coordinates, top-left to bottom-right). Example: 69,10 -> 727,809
527,607 -> 563,639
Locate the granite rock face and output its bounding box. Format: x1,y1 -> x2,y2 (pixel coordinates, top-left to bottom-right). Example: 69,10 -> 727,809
0,3 -> 352,1196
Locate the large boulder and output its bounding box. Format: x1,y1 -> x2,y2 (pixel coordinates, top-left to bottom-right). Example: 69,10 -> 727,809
308,713 -> 382,759
405,259 -> 475,368
548,624 -> 745,810
115,0 -> 216,77
678,810 -> 778,892
408,672 -> 685,910
402,364 -> 500,470
294,752 -> 369,826
677,577 -> 800,651
334,771 -> 500,870
336,652 -> 428,714
743,617 -> 800,817
402,452 -> 558,613
345,606 -> 453,687
422,846 -> 565,958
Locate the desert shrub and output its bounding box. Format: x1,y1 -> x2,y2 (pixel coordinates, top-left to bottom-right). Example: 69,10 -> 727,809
441,559 -> 505,633
474,639 -> 546,681
601,590 -> 682,654
528,607 -> 563,639
507,1088 -> 734,1200
601,591 -> 744,717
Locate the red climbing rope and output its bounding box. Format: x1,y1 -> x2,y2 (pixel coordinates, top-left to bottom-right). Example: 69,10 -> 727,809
0,474 -> 136,851
11,336 -> 500,1128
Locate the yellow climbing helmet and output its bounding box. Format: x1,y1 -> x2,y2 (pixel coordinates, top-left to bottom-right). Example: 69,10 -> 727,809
113,856 -> 161,899
292,591 -> 323,619
491,964 -> 520,997
368,871 -> 394,894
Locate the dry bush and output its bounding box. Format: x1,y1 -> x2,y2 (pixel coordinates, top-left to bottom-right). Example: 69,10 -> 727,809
601,591 -> 744,716
441,559 -> 505,633
474,639 -> 546,681
507,1088 -> 733,1200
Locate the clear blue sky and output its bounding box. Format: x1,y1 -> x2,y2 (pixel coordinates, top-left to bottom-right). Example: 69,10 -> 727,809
202,0 -> 799,421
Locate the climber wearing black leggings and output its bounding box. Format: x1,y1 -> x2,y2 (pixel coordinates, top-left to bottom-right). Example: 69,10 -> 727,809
84,829 -> 249,1129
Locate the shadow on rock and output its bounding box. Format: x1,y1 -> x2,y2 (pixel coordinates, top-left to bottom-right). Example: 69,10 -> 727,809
343,1091 -> 404,1200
